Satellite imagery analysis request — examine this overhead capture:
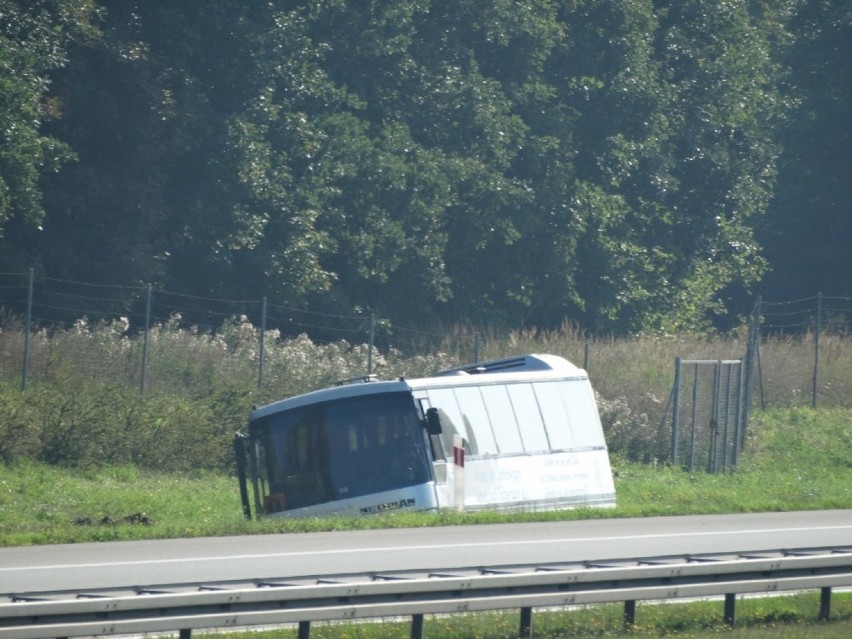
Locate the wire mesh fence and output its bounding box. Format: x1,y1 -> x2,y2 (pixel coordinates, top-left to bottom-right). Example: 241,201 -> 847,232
752,293 -> 852,409
654,294 -> 850,471
669,358 -> 744,473
2,269 -> 850,425
0,270 -> 484,395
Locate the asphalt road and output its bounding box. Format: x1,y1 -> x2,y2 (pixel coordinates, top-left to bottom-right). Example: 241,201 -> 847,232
2,510 -> 850,596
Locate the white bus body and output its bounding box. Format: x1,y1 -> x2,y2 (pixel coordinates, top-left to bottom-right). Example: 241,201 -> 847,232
236,354 -> 616,518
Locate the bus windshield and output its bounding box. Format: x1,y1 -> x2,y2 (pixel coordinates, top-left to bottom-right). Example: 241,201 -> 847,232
252,392 -> 432,514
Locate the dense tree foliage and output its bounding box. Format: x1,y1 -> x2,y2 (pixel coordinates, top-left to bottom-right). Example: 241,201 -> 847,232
0,0 -> 847,334
0,0 -> 100,252
759,0 -> 852,300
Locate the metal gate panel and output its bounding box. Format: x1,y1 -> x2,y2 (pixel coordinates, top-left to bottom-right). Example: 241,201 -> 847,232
670,359 -> 743,472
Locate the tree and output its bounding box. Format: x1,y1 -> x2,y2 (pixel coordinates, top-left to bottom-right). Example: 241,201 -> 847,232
0,0 -> 101,267
759,0 -> 852,299
38,1 -> 278,294
554,0 -> 789,332
0,0 -> 809,337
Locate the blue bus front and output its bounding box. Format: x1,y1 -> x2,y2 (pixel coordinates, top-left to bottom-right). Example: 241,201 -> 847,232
238,391 -> 439,518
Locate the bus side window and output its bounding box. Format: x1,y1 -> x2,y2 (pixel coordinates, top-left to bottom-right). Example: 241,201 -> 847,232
436,407 -> 465,458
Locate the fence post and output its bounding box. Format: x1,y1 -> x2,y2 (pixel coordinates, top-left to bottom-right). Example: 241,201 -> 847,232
731,359 -> 744,469
813,292 -> 821,408
706,361 -> 721,473
367,313 -> 375,375
688,363 -> 699,472
140,284 -> 152,395
720,363 -> 732,471
742,297 -> 760,441
258,296 -> 267,389
655,386 -> 675,463
21,268 -> 34,391
671,357 -> 681,465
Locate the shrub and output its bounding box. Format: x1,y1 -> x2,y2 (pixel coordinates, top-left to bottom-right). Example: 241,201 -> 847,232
0,388 -> 42,463
0,383 -> 251,473
1,314 -> 849,475
597,394 -> 659,462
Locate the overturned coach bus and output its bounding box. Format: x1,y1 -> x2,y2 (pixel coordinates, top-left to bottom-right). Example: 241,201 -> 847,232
235,354 -> 616,518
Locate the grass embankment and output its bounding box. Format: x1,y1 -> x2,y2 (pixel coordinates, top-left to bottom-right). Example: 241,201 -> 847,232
1,406 -> 849,545
2,407 -> 850,639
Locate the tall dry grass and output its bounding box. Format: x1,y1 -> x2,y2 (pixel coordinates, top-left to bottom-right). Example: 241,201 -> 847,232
0,316 -> 849,471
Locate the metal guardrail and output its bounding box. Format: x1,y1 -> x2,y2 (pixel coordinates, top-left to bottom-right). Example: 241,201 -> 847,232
2,547 -> 851,639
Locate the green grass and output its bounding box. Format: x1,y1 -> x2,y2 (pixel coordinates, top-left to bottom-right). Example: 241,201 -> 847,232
0,463 -> 250,545
1,406 -> 849,546
167,592 -> 852,639
613,406 -> 852,515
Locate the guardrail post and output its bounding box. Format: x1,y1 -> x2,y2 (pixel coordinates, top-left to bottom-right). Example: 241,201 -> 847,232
298,620 -> 311,638
411,613 -> 424,639
179,629 -> 191,639
518,606 -> 533,638
819,586 -> 832,620
624,600 -> 636,629
724,593 -> 736,626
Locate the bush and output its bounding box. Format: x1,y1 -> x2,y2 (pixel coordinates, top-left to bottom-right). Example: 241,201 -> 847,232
597,394 -> 659,462
0,384 -> 251,473
1,315 -> 850,475
0,388 -> 42,463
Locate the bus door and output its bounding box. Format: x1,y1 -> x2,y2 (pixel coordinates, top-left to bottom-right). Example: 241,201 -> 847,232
415,394 -> 449,486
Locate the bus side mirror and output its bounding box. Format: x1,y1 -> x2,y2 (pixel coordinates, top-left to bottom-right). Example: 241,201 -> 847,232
425,407 -> 442,436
